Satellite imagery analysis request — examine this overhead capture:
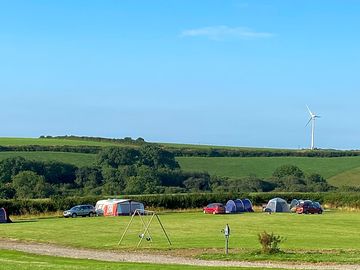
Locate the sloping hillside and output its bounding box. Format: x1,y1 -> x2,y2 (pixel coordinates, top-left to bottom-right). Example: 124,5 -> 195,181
177,156 -> 360,187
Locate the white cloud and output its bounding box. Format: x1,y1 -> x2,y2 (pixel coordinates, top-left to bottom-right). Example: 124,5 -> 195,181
180,26 -> 274,40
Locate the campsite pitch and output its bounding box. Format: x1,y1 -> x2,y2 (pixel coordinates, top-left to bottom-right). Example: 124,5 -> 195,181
0,211 -> 359,264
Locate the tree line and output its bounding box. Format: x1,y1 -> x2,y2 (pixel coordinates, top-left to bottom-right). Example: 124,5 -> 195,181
0,145 -> 335,200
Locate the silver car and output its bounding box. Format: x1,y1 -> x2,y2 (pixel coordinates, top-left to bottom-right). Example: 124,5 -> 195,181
63,205 -> 96,218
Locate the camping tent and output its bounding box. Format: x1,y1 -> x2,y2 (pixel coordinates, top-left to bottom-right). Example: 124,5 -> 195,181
234,199 -> 245,212
0,208 -> 11,223
265,198 -> 290,213
226,198 -> 254,213
95,199 -> 144,216
290,199 -> 300,210
242,198 -> 254,212
225,200 -> 237,213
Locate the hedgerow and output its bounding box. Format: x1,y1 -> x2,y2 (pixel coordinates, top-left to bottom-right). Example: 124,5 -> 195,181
1,192 -> 359,215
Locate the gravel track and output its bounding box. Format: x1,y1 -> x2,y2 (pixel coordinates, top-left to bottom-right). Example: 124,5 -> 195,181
0,239 -> 359,270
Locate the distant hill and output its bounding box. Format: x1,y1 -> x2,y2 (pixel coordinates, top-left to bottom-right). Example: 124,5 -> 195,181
0,137 -> 360,187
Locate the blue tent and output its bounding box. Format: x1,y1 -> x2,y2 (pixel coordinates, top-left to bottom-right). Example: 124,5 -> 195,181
234,199 -> 245,212
0,208 -> 11,223
225,200 -> 237,213
242,198 -> 254,212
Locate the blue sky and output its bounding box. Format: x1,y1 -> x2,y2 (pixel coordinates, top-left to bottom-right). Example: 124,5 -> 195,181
0,1 -> 359,149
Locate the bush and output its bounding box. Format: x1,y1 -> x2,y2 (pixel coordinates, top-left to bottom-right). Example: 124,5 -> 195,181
258,231 -> 283,254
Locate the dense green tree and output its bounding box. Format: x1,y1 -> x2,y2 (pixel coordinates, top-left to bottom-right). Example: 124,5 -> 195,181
305,173 -> 334,192
124,166 -> 160,194
75,166 -> 103,195
233,176 -> 275,192
274,175 -> 307,192
209,175 -> 227,192
42,161 -> 77,184
101,167 -> 127,195
12,171 -> 49,198
0,183 -> 16,199
157,168 -> 185,187
0,157 -> 30,184
139,145 -> 179,169
272,165 -> 304,179
97,147 -> 140,168
183,172 -> 211,192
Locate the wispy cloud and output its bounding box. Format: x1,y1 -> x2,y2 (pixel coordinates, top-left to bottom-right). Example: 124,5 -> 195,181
180,26 -> 274,41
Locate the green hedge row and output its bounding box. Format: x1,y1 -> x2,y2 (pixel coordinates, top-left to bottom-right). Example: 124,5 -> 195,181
1,192 -> 359,215
0,145 -> 101,154
2,144 -> 360,158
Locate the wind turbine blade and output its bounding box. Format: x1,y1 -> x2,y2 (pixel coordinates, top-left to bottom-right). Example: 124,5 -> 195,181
306,105 -> 313,116
305,118 -> 312,127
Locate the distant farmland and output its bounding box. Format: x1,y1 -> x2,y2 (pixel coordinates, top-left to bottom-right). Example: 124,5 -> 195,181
177,156 -> 360,187
1,137 -> 359,187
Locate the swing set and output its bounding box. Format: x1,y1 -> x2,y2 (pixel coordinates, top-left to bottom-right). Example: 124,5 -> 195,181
118,209 -> 172,247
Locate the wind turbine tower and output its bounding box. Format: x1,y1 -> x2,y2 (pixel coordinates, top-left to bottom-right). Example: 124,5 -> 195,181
306,105 -> 320,150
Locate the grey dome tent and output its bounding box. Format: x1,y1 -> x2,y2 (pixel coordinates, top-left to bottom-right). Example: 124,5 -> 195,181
265,198 -> 290,213
290,199 -> 300,210
242,198 -> 254,212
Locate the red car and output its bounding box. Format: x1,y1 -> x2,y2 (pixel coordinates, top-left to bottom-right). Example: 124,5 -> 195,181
296,201 -> 323,214
203,203 -> 226,214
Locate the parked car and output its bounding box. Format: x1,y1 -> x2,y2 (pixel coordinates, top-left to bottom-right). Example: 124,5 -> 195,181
296,201 -> 323,214
63,205 -> 96,218
203,203 -> 226,214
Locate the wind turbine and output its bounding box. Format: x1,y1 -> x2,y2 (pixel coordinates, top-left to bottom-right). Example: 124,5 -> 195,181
305,105 -> 320,150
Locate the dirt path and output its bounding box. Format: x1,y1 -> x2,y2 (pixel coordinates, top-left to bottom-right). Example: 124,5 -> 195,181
0,239 -> 359,270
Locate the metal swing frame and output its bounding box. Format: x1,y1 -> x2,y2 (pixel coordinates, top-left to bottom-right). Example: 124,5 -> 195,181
118,209 -> 172,247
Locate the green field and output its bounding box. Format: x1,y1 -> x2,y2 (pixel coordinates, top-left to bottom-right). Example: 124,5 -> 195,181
177,156 -> 360,187
1,151 -> 360,187
1,137 -> 360,187
1,211 -> 359,263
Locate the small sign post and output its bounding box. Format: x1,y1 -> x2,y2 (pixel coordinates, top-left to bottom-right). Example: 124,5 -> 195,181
222,224 -> 230,255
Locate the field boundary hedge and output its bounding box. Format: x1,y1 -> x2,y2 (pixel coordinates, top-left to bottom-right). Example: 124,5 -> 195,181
1,192 -> 359,215
2,144 -> 360,158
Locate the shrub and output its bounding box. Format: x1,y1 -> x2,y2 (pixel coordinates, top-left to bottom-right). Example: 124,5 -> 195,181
258,231 -> 283,254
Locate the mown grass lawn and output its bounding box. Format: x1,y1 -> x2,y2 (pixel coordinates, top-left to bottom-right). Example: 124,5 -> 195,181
0,250 -> 286,270
1,212 -> 359,252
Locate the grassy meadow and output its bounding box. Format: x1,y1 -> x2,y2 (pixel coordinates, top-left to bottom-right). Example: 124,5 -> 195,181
1,211 -> 359,263
177,156 -> 360,187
